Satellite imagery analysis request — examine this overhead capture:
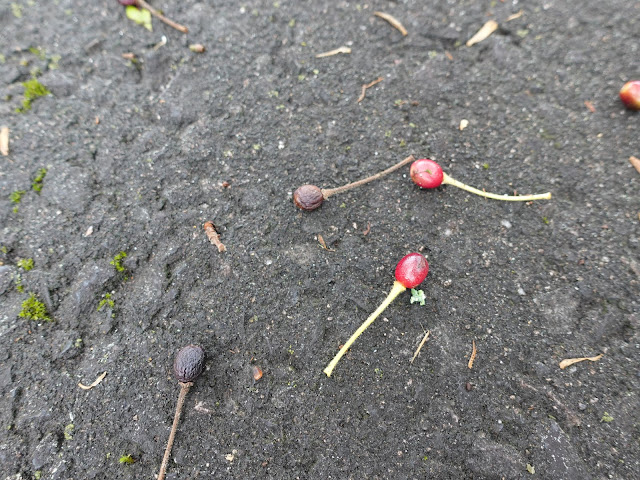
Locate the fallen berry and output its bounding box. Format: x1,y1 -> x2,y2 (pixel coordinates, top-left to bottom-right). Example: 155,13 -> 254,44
293,155 -> 415,211
619,80 -> 640,111
323,253 -> 429,377
158,345 -> 206,480
410,158 -> 551,202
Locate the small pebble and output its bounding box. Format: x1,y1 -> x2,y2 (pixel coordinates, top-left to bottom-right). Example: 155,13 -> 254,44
252,365 -> 263,381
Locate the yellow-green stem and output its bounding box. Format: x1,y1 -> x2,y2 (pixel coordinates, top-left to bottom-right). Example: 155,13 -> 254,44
324,281 -> 406,377
442,173 -> 551,201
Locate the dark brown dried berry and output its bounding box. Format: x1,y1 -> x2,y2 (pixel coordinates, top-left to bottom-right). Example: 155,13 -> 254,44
293,184 -> 324,211
173,345 -> 205,383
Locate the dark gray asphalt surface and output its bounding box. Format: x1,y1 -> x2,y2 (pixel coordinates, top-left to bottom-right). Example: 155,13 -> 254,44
0,1 -> 638,479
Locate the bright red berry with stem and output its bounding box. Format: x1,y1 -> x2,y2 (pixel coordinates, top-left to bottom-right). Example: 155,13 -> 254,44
410,158 -> 551,202
620,80 -> 640,111
323,253 -> 429,377
293,155 -> 415,211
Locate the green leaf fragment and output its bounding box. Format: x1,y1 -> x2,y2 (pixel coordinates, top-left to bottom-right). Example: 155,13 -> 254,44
410,288 -> 426,306
601,412 -> 614,423
119,454 -> 135,464
126,5 -> 152,31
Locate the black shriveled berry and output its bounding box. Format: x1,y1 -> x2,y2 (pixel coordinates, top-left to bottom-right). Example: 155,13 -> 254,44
173,345 -> 205,383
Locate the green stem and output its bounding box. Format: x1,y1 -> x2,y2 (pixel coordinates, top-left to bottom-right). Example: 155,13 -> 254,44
324,281 -> 406,377
442,173 -> 551,201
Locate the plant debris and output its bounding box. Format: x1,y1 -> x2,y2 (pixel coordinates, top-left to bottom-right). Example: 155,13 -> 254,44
466,20 -> 498,47
374,11 -> 408,36
125,5 -> 153,31
119,454 -> 135,465
629,156 -> 640,175
78,371 -> 107,390
410,288 -> 426,306
558,353 -> 603,369
204,221 -> 226,252
0,126 -> 9,156
316,46 -> 351,58
125,0 -> 188,33
506,11 -> 524,22
459,119 -> 469,131
317,234 -> 335,251
584,100 -> 596,113
410,330 -> 430,364
252,365 -> 263,380
357,77 -> 383,103
601,412 -> 614,423
189,44 -> 205,53
362,222 -> 371,236
468,339 -> 477,369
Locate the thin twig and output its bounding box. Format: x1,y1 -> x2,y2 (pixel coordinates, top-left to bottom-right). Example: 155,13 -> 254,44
322,154 -> 414,198
78,371 -> 107,390
357,77 -> 383,103
630,156 -> 640,175
506,10 -> 523,22
158,382 -> 192,480
558,354 -> 603,369
466,20 -> 498,47
316,46 -> 351,58
467,339 -> 477,369
410,330 -> 430,363
136,0 -> 188,33
204,221 -> 226,252
0,127 -> 9,157
374,12 -> 408,36
0,126 -> 8,156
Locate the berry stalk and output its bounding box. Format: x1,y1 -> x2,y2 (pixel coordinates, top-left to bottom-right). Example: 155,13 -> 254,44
323,281 -> 406,377
294,155 -> 415,211
442,173 -> 552,201
157,382 -> 191,480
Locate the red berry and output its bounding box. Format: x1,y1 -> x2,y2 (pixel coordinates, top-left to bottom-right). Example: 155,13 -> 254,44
410,159 -> 444,189
394,253 -> 429,289
620,81 -> 640,111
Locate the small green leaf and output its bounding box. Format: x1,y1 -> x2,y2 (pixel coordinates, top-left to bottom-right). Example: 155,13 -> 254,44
119,454 -> 135,465
410,288 -> 426,306
601,412 -> 614,423
526,463 -> 535,474
125,6 -> 152,32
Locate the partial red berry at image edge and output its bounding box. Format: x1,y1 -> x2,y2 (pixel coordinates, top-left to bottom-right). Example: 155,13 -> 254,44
620,81 -> 640,111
